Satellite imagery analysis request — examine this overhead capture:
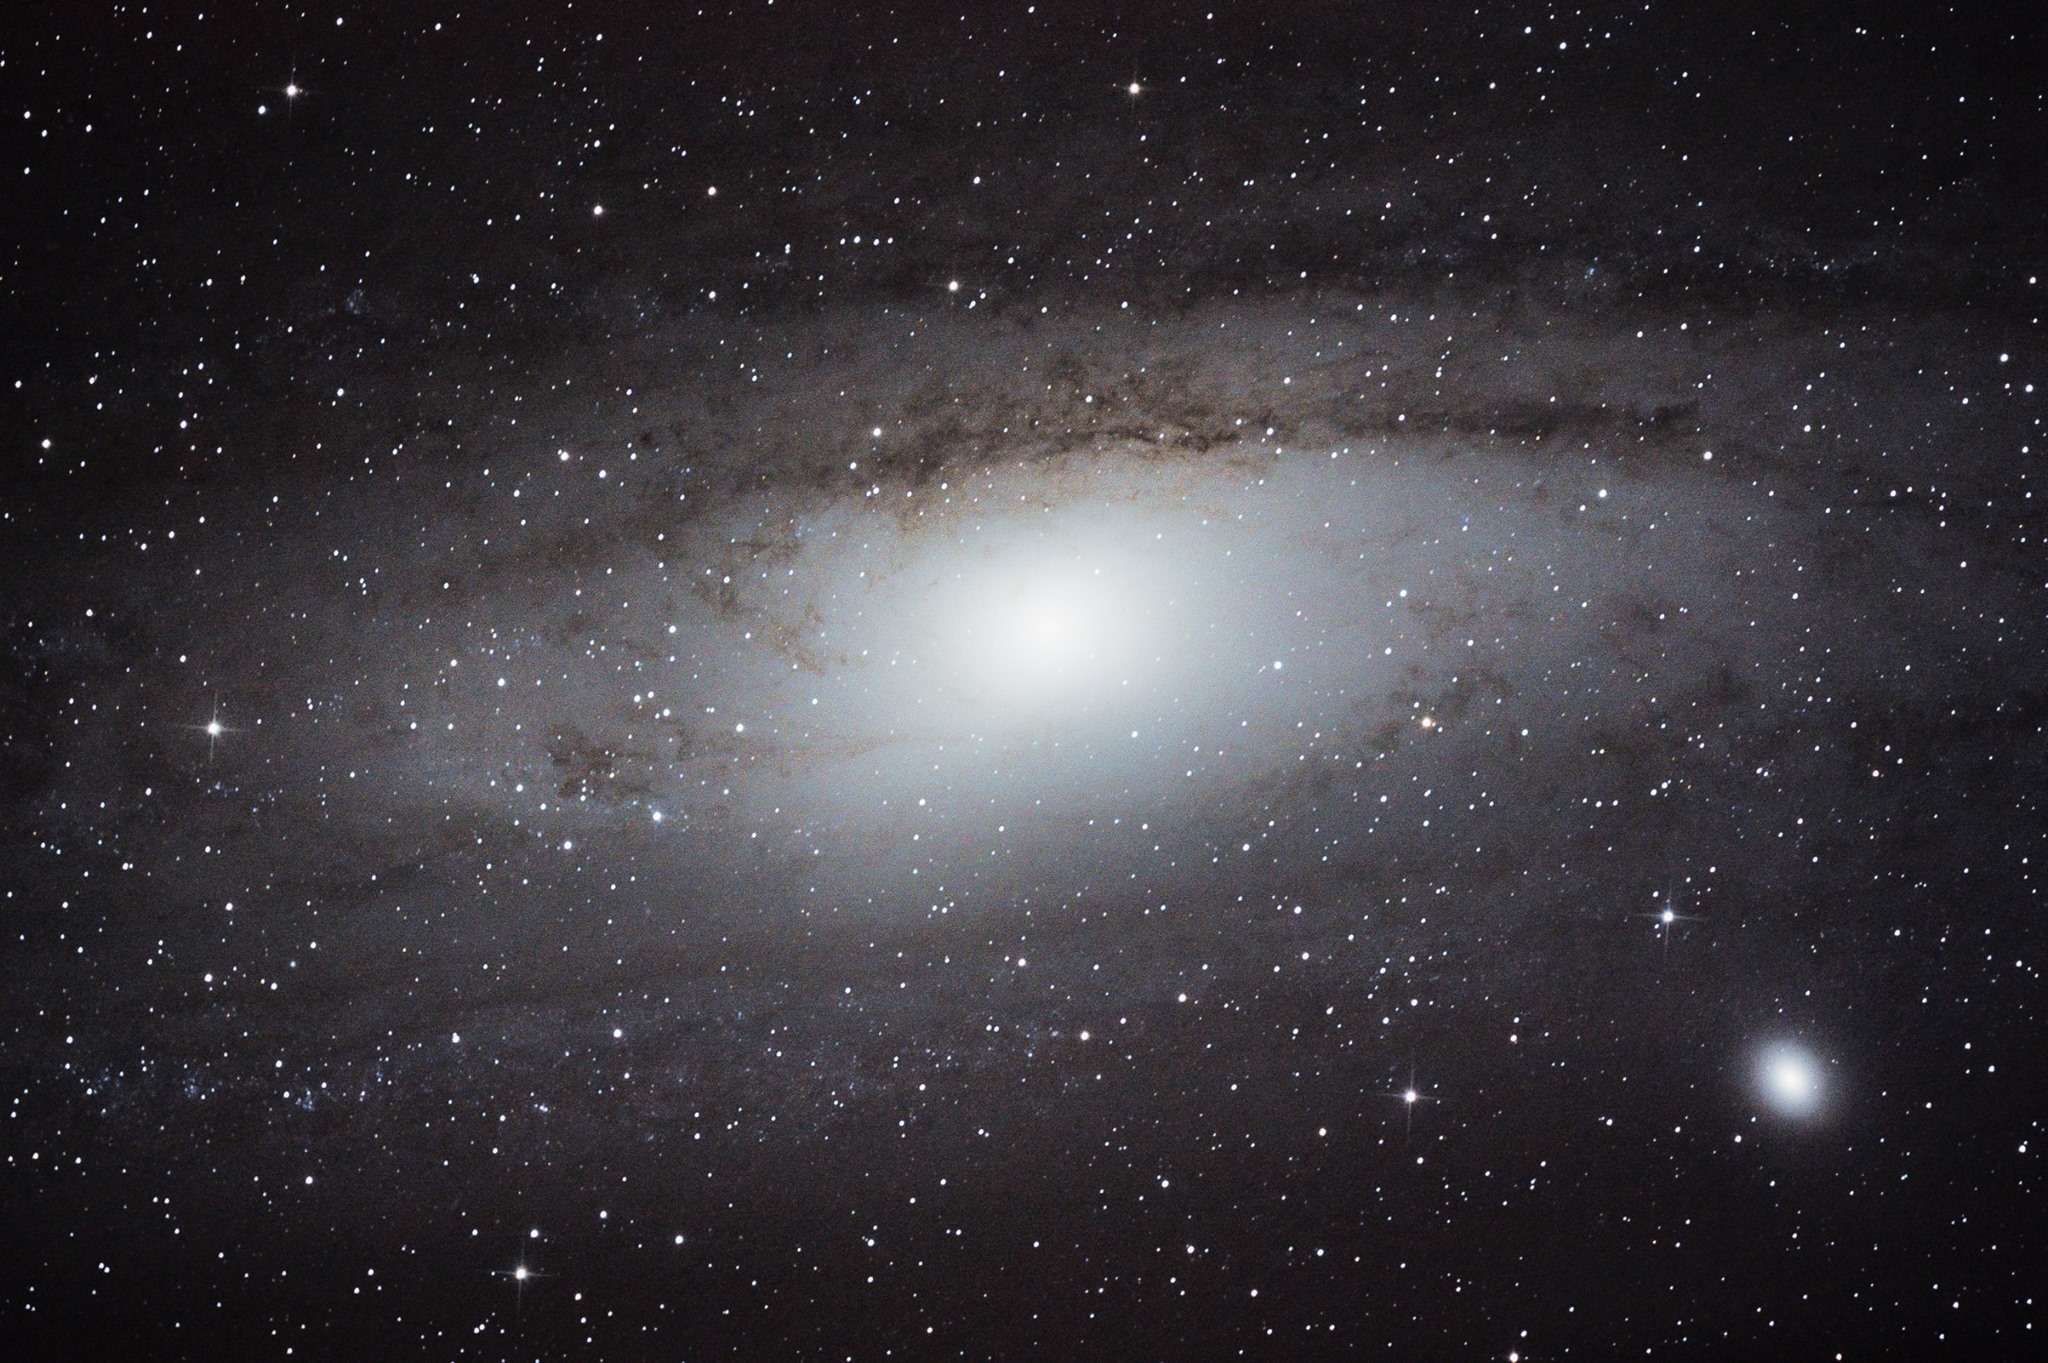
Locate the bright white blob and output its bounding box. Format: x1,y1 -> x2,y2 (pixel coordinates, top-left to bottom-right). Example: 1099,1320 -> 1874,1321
932,531 -> 1163,720
1755,1042 -> 1824,1117
979,576 -> 1105,689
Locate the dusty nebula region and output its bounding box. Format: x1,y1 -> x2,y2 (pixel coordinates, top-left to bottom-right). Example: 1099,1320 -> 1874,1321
6,3 -> 2048,1358
80,303 -> 1992,887
48,302 -> 1989,932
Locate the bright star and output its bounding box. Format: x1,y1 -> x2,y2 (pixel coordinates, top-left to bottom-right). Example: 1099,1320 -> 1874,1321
1386,1068 -> 1438,1136
1643,889 -> 1699,945
193,707 -> 237,761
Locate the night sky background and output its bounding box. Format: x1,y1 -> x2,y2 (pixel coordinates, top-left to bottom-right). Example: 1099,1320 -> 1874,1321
5,2 -> 2048,1358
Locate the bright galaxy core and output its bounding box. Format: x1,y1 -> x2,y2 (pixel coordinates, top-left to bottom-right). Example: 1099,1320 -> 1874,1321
1757,1043 -> 1826,1119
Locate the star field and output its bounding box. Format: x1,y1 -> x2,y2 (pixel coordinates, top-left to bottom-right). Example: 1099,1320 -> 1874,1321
4,2 -> 2048,1358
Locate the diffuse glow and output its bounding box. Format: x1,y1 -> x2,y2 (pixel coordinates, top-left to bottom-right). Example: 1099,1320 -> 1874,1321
1756,1042 -> 1825,1118
953,566 -> 1119,701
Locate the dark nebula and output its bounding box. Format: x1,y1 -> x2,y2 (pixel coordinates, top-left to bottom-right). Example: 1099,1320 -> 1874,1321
5,2 -> 2047,1358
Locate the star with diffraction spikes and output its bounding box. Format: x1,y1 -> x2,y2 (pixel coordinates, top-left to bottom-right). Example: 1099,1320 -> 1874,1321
189,704 -> 238,763
492,1229 -> 550,1321
1641,887 -> 1701,954
1386,1066 -> 1440,1140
